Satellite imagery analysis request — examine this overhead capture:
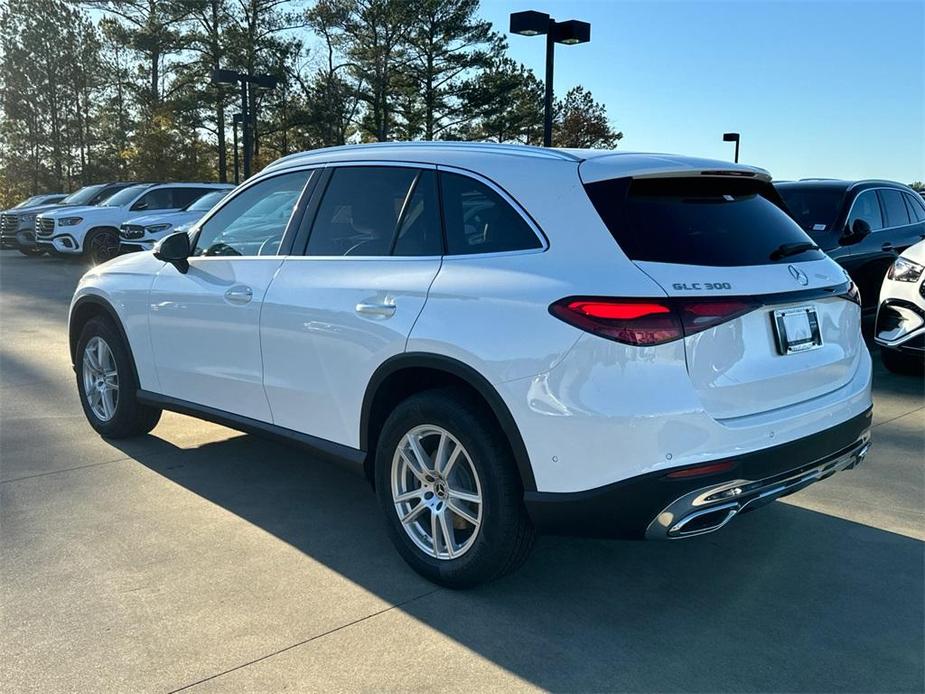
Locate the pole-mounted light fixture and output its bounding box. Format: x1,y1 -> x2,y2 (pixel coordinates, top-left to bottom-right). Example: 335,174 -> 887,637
211,68 -> 277,179
510,10 -> 591,148
723,132 -> 741,163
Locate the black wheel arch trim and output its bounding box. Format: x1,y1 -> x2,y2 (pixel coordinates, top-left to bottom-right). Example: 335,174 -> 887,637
69,295 -> 141,387
361,352 -> 537,492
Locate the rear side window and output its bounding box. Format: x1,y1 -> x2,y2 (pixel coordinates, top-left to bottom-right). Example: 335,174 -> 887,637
439,172 -> 542,255
584,176 -> 825,266
904,192 -> 925,222
308,167 -> 440,257
848,190 -> 883,231
879,189 -> 910,227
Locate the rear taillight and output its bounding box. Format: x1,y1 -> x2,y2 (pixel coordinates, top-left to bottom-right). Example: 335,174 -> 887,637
549,299 -> 682,346
549,297 -> 759,346
840,282 -> 862,305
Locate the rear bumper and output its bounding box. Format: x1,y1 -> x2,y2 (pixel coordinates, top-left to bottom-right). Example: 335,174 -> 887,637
524,407 -> 872,539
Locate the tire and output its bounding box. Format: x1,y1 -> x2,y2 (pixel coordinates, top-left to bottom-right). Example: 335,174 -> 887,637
84,228 -> 120,264
880,346 -> 924,376
17,246 -> 46,257
75,316 -> 162,438
375,388 -> 535,588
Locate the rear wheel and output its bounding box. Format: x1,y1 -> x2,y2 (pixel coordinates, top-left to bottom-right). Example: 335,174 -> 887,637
85,228 -> 120,264
375,388 -> 535,588
76,317 -> 162,437
880,346 -> 924,376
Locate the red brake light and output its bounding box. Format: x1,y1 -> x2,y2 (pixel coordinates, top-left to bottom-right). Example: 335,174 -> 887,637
549,297 -> 760,346
549,298 -> 682,346
567,301 -> 671,321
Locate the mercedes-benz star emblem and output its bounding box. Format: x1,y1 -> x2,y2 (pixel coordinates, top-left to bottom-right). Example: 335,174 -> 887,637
788,264 -> 809,286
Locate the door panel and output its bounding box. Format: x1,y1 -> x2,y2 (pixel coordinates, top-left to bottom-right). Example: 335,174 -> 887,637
260,257 -> 441,447
148,258 -> 283,420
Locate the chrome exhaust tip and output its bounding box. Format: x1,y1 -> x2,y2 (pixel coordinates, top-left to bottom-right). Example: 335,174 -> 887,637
666,504 -> 738,538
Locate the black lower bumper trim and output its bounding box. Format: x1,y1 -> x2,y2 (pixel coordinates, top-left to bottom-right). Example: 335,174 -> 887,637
524,407 -> 873,539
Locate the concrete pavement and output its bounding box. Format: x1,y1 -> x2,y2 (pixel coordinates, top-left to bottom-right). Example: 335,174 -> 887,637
1,250 -> 922,692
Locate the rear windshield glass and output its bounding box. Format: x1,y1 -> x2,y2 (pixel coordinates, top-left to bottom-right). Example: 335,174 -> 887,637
775,185 -> 846,232
584,176 -> 825,266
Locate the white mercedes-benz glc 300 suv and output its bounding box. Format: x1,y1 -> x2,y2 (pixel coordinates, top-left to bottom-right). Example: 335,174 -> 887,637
68,143 -> 873,587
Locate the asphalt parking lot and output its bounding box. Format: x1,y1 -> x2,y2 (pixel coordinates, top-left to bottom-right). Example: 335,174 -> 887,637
1,250 -> 922,693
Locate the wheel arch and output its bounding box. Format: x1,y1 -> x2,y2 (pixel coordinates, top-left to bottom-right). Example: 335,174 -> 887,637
361,353 -> 537,492
69,295 -> 141,385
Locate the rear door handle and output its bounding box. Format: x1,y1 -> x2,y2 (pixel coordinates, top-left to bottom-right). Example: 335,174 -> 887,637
881,242 -> 895,252
356,301 -> 396,318
224,286 -> 253,304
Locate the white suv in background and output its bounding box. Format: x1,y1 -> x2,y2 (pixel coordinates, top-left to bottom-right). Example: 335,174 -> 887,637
37,182 -> 230,262
68,143 -> 873,587
875,239 -> 925,373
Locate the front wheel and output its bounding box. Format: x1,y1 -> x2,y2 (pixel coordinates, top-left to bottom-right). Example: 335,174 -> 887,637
76,317 -> 162,438
17,246 -> 46,257
375,388 -> 535,588
85,229 -> 120,264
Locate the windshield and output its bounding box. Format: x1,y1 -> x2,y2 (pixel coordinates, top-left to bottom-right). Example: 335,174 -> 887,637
61,184 -> 106,206
185,190 -> 229,212
585,176 -> 826,266
775,185 -> 846,233
12,196 -> 41,209
101,185 -> 149,207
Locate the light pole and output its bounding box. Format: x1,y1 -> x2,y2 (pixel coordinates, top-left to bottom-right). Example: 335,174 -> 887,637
723,132 -> 741,163
211,68 -> 279,179
231,113 -> 243,184
510,10 -> 591,147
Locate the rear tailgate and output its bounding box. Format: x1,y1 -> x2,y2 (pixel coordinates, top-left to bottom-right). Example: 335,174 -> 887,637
635,259 -> 860,420
581,167 -> 862,421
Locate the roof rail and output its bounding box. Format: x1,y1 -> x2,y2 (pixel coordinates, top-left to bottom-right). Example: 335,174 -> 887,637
266,141 -> 583,168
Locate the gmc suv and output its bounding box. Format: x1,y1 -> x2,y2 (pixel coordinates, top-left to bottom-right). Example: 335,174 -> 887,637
68,143 -> 873,587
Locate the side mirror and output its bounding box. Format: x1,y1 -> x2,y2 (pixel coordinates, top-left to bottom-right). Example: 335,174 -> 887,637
840,218 -> 871,246
131,201 -> 148,211
154,231 -> 191,273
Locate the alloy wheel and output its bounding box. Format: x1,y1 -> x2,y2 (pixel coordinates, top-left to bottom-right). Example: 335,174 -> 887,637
82,336 -> 119,421
391,425 -> 483,560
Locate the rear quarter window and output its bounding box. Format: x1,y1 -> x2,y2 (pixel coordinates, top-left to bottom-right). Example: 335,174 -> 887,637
584,176 -> 825,266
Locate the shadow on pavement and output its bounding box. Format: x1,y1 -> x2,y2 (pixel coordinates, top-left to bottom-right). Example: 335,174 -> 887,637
114,432 -> 925,692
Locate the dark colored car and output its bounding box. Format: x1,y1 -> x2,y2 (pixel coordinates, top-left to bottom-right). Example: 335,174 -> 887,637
775,179 -> 925,311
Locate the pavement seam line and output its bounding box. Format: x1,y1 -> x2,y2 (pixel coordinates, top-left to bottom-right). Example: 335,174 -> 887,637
0,455 -> 134,485
870,405 -> 924,430
168,588 -> 443,693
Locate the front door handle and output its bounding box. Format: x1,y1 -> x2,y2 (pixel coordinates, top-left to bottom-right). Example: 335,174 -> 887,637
356,301 -> 396,318
881,242 -> 895,252
224,286 -> 253,304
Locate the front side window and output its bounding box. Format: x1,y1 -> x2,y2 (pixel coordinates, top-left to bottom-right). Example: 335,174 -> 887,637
440,172 -> 542,255
879,189 -> 910,228
848,190 -> 883,231
193,171 -> 312,257
307,166 -> 440,257
133,188 -> 179,211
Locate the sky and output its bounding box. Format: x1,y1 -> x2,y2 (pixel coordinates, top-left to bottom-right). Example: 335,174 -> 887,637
480,0 -> 925,183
